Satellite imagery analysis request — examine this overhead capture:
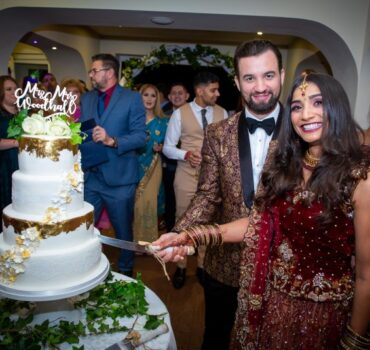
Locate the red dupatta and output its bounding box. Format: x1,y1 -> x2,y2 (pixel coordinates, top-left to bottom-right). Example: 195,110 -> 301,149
231,206 -> 276,350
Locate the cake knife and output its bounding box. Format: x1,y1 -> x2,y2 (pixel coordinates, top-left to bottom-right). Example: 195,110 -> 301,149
98,235 -> 151,254
98,234 -> 195,256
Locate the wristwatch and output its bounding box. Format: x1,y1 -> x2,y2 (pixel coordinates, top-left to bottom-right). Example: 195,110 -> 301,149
111,137 -> 118,148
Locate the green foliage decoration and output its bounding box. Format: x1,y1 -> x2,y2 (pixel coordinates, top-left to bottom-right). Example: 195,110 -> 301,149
122,44 -> 234,88
0,274 -> 165,349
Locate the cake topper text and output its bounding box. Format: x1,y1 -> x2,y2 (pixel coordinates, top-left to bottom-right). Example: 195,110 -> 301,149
15,82 -> 77,115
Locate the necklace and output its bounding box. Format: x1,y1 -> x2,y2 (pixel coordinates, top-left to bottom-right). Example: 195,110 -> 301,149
302,150 -> 320,171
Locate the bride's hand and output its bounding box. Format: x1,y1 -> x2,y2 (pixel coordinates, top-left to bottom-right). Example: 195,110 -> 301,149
152,232 -> 190,248
151,232 -> 194,262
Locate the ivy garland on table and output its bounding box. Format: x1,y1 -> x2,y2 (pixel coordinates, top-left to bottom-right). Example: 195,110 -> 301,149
0,273 -> 165,349
121,44 -> 234,88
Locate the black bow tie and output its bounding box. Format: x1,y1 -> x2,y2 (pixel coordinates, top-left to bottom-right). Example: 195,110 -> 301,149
246,117 -> 275,136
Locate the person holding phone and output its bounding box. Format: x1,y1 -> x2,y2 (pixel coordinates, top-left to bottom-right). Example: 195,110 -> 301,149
80,53 -> 146,276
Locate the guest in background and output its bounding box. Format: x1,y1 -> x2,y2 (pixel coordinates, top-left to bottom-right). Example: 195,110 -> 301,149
162,82 -> 190,232
22,75 -> 38,90
40,72 -> 57,93
163,71 -> 228,289
0,76 -> 19,216
133,84 -> 168,243
167,82 -> 190,114
60,78 -> 85,121
80,53 -> 146,276
27,83 -> 52,116
79,79 -> 89,93
157,82 -> 173,116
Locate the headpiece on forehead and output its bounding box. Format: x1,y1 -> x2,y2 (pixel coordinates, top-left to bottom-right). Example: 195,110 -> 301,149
299,72 -> 309,96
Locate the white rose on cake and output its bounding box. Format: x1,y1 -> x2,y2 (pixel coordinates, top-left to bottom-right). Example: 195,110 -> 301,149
22,113 -> 46,135
46,118 -> 72,137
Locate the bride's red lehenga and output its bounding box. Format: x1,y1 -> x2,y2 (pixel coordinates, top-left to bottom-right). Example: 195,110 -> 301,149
231,164 -> 369,350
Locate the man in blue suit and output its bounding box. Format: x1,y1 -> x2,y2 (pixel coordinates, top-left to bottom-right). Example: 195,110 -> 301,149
80,53 -> 146,276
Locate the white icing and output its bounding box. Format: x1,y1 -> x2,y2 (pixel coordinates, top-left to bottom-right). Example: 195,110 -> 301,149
0,134 -> 105,296
18,135 -> 77,175
0,233 -> 101,290
12,171 -> 84,215
2,204 -> 95,248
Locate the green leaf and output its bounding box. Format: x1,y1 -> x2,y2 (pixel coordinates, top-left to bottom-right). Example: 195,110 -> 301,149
0,277 -> 165,348
65,335 -> 80,344
7,109 -> 28,139
122,44 -> 234,88
144,315 -> 164,330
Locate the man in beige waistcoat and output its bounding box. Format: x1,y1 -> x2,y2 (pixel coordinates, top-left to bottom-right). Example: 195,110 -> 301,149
163,71 -> 228,288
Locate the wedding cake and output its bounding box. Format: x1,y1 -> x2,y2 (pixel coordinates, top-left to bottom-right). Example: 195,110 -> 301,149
0,84 -> 109,301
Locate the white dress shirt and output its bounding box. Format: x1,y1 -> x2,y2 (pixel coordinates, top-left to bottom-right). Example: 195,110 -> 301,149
245,104 -> 280,191
163,100 -> 228,160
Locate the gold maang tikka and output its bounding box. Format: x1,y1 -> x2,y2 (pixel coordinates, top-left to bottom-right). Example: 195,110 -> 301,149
299,72 -> 309,96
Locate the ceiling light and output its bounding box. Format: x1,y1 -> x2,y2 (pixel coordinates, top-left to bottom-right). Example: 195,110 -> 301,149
151,16 -> 174,25
257,31 -> 263,36
51,46 -> 58,50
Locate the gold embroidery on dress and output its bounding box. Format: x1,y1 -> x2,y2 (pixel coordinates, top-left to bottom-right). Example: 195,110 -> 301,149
135,153 -> 160,200
292,190 -> 315,204
248,294 -> 263,310
272,240 -> 354,303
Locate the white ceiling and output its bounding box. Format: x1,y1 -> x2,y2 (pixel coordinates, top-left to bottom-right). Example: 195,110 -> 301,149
15,7 -> 306,50
84,25 -> 298,47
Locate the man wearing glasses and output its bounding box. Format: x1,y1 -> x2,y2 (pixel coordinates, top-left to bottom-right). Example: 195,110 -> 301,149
80,53 -> 146,276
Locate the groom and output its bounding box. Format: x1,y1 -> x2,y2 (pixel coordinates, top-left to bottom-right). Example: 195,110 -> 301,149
171,40 -> 285,349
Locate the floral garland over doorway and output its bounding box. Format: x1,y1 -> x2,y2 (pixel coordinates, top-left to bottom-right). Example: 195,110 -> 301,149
121,44 -> 234,88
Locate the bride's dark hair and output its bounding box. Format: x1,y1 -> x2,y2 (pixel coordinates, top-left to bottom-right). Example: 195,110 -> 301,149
256,73 -> 367,223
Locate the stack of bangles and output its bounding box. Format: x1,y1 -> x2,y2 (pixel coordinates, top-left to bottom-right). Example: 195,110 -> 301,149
339,324 -> 370,350
182,224 -> 224,248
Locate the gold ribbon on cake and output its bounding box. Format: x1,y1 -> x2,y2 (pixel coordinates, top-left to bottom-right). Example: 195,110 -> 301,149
2,211 -> 94,239
19,137 -> 78,161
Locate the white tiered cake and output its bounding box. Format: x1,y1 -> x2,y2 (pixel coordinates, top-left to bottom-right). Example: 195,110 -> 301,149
0,134 -> 109,301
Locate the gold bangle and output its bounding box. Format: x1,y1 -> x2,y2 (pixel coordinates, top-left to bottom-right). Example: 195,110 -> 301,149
183,230 -> 197,247
339,324 -> 370,350
346,324 -> 370,344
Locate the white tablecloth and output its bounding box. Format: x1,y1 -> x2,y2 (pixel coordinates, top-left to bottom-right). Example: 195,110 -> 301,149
31,273 -> 177,350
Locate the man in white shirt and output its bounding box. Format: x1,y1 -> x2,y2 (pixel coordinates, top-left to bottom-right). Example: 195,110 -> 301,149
162,83 -> 190,232
163,71 -> 228,289
167,82 -> 190,112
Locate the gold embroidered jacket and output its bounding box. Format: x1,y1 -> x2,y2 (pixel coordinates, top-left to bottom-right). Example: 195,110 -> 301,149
174,112 -> 279,286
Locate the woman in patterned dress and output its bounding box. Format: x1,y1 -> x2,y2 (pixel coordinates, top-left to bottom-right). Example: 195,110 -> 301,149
133,84 -> 168,243
153,73 -> 370,349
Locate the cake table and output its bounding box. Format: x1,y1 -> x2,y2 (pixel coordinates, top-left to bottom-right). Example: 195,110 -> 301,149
1,272 -> 177,350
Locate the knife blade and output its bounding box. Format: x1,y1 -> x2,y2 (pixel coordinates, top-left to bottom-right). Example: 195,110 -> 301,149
98,235 -> 150,254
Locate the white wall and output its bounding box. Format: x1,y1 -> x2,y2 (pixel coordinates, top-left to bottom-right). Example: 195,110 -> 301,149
2,0 -> 368,69
35,27 -> 99,83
